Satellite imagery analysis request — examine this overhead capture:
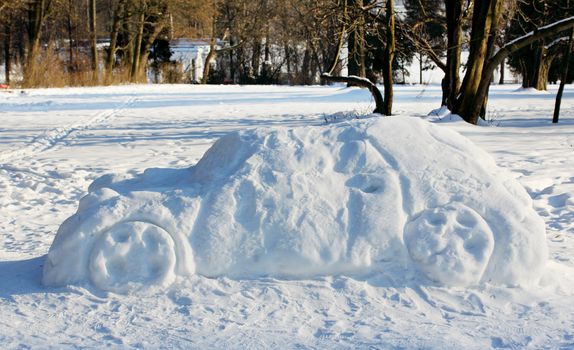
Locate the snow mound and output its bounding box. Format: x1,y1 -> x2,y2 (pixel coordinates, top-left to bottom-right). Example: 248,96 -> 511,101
43,117 -> 547,292
513,87 -> 551,94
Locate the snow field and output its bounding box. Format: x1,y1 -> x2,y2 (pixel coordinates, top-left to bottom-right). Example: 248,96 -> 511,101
1,84 -> 573,349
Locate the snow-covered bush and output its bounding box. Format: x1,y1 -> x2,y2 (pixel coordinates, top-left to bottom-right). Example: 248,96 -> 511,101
43,117 -> 547,292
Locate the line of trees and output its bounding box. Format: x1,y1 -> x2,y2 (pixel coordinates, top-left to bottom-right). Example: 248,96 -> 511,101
324,0 -> 573,122
1,0 -> 573,123
0,0 -> 352,86
1,0 -> 208,85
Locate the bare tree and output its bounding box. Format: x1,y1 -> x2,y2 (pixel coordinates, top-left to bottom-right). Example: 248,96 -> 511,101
322,0 -> 396,115
455,8 -> 574,124
105,0 -> 126,82
1,1 -> 25,84
24,0 -> 53,86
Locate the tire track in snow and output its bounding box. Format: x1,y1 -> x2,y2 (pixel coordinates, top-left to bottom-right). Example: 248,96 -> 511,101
0,96 -> 138,163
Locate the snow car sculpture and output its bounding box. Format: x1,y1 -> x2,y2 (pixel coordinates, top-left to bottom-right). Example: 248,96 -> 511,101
43,117 -> 548,292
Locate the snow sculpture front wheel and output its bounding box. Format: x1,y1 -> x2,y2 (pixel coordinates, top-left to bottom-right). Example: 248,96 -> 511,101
88,221 -> 177,293
404,204 -> 495,286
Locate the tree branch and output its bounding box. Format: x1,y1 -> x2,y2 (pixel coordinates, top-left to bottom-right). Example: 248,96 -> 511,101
321,74 -> 384,114
492,16 -> 574,67
383,15 -> 447,72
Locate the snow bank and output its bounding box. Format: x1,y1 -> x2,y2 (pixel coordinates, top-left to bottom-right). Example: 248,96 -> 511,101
43,117 -> 547,292
513,87 -> 552,94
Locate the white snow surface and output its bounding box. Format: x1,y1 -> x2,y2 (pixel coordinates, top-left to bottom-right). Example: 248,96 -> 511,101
1,84 -> 574,349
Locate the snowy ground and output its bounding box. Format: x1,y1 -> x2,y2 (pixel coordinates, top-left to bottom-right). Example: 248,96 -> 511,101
0,84 -> 573,349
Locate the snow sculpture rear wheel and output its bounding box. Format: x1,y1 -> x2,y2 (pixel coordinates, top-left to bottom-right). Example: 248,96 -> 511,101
88,221 -> 177,293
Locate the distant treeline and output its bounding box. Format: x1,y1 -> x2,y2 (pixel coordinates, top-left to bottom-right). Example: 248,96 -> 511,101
0,1 -> 573,119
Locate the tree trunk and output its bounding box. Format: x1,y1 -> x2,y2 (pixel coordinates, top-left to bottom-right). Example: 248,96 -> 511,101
532,49 -> 557,91
325,4 -> 346,77
347,24 -> 359,78
308,39 -> 322,79
520,45 -> 544,89
66,0 -> 75,73
521,42 -> 555,91
4,21 -> 11,84
444,0 -> 463,109
264,25 -> 270,62
105,0 -> 124,83
202,27 -> 237,84
524,44 -> 546,90
229,37 -> 235,83
24,0 -> 48,86
252,38 -> 261,78
236,45 -> 247,83
382,0 -> 395,116
123,9 -> 133,71
553,28 -> 574,123
130,8 -> 145,82
419,52 -> 423,85
137,21 -> 166,80
201,11 -> 219,84
284,43 -> 291,83
499,58 -> 505,84
534,58 -> 552,90
348,0 -> 366,81
89,0 -> 98,81
15,21 -> 24,66
479,18 -> 499,120
202,37 -> 217,84
356,11 -> 366,79
301,45 -> 311,84
454,0 -> 501,124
